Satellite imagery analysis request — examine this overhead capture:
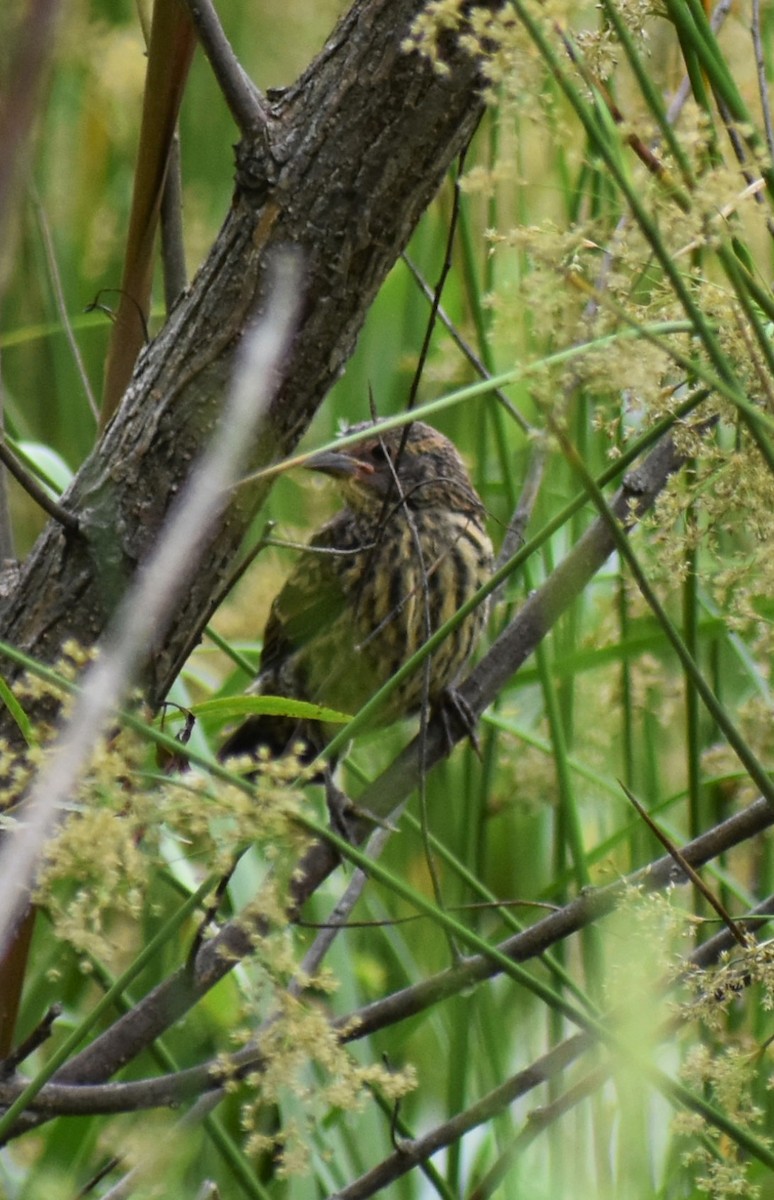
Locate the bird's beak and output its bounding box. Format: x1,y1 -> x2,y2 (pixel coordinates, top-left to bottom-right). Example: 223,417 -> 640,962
305,448 -> 373,479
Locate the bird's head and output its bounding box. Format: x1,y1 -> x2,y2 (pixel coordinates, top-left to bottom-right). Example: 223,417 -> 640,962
306,421 -> 483,518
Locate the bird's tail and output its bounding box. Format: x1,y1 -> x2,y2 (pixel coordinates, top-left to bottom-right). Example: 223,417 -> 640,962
218,710 -> 317,766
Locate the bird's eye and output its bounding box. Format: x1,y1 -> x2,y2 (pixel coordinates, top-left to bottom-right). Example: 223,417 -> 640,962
369,442 -> 390,463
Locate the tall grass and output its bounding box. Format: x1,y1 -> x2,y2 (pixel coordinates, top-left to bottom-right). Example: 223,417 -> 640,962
4,1 -> 774,1197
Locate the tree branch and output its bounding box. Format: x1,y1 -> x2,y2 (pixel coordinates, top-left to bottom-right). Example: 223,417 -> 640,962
0,255 -> 302,956
0,438 -> 79,533
5,800 -> 771,1131
182,0 -> 268,137
0,0 -> 494,737
51,552 -> 768,1089
283,429 -> 689,912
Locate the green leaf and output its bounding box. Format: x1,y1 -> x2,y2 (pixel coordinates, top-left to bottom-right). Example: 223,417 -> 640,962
159,694 -> 352,727
0,673 -> 33,744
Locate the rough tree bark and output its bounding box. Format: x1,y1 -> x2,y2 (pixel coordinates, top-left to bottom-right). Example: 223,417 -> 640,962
0,1 -> 748,1157
0,0 -> 491,725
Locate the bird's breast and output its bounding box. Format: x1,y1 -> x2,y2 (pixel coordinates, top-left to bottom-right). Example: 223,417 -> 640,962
317,507 -> 492,721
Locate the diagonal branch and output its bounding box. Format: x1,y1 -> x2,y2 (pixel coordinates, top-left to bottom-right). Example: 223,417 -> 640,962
6,797 -> 772,1128
182,0 -> 268,137
48,426 -> 698,1089
0,0 -> 495,743
0,255 -> 303,957
286,429 -> 689,911
0,438 -> 79,533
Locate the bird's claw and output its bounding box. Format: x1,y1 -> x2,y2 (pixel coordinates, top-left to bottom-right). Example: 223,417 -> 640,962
324,772 -> 399,846
437,687 -> 482,759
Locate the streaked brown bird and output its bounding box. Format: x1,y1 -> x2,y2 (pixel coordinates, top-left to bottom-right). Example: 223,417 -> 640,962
221,421 -> 493,763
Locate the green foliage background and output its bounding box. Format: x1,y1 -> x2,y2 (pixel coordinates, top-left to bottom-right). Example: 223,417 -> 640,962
5,1 -> 774,1198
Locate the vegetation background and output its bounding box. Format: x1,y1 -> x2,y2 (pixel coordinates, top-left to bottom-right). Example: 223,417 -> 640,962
3,0 -> 774,1197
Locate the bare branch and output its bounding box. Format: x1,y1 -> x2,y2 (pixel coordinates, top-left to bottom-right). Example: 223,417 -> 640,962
159,131 -> 188,309
0,254 -> 302,958
51,791 -> 773,1095
0,437 -> 79,533
339,797 -> 774,1043
753,0 -> 774,162
0,801 -> 766,1138
182,0 -> 268,137
42,427 -> 686,1087
493,442 -> 546,584
0,367 -> 15,562
331,1035 -> 594,1200
402,252 -> 532,432
0,0 -> 494,726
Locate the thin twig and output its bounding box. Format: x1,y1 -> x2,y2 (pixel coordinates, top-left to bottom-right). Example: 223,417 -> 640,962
752,0 -> 774,168
0,1005 -> 60,1078
1,811 -> 772,1132
468,1064 -> 611,1200
0,365 -> 15,562
620,782 -> 748,948
0,438 -> 79,533
406,147 -> 469,413
402,253 -> 531,433
333,1035 -> 595,1200
182,0 -> 268,137
296,823 -> 394,980
493,441 -> 546,584
72,1156 -> 121,1200
197,519 -> 276,624
159,130 -> 188,310
32,193 -> 99,423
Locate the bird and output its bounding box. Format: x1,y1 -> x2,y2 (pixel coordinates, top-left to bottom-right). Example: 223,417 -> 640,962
220,420 -> 493,765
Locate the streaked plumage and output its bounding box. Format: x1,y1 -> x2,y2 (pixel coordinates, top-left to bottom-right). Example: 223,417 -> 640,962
221,421 -> 493,761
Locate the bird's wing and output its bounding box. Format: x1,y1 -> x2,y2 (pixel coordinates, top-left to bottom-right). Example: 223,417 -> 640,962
259,513 -> 359,677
